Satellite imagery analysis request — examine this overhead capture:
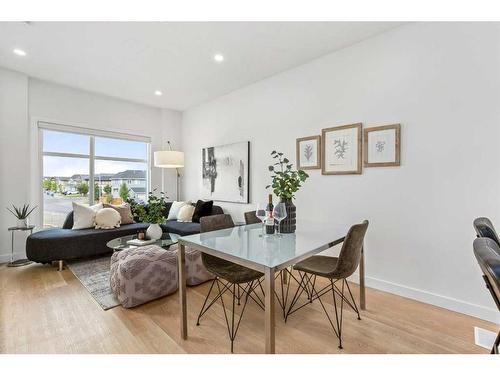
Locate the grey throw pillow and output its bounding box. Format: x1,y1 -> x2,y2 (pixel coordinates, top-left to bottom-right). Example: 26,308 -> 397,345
104,203 -> 134,224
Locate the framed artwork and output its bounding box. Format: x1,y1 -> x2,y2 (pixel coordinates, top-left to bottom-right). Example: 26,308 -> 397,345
201,141 -> 250,204
321,123 -> 362,175
296,135 -> 321,170
364,124 -> 401,167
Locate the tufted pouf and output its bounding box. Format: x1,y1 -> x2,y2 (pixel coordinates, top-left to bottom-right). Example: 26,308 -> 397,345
110,245 -> 178,308
169,244 -> 214,286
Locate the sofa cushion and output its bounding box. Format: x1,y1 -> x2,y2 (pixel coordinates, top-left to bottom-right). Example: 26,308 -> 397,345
104,203 -> 134,224
72,202 -> 103,229
161,220 -> 201,236
95,208 -> 121,229
192,200 -> 214,223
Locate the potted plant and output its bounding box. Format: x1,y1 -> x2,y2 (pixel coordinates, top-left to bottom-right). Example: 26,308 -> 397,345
266,151 -> 309,233
7,204 -> 37,228
134,191 -> 167,240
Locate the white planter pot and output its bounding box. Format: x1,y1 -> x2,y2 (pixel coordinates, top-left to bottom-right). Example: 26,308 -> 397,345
17,219 -> 28,228
146,223 -> 163,240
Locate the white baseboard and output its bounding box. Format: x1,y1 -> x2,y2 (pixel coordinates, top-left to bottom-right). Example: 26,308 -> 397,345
0,251 -> 27,264
349,273 -> 500,324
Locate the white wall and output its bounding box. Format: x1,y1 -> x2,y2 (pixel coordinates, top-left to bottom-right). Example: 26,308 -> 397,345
182,22 -> 500,322
0,69 -> 29,263
0,71 -> 182,261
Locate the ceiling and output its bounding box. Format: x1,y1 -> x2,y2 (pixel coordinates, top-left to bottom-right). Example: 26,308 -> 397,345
0,22 -> 403,111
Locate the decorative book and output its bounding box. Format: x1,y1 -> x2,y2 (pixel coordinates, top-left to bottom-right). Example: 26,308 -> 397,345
126,238 -> 157,246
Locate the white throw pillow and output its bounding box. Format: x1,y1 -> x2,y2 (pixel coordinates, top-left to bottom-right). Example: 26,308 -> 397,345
177,205 -> 195,222
72,202 -> 103,230
95,208 -> 121,229
167,201 -> 191,220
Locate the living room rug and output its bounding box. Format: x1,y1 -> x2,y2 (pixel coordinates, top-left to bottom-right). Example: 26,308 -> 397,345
66,256 -> 120,310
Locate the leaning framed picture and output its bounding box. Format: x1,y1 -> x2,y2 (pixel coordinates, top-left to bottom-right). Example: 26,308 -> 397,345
321,123 -> 362,175
364,124 -> 401,167
201,141 -> 250,204
296,135 -> 321,170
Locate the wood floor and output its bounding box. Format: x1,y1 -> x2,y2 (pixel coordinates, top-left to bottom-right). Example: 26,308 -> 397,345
0,262 -> 497,354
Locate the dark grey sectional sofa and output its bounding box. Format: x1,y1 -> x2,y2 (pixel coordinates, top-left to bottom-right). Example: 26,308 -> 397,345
26,202 -> 223,264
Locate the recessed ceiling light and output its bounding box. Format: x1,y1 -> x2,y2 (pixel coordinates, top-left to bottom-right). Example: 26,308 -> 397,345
13,48 -> 27,56
214,54 -> 224,63
154,90 -> 163,96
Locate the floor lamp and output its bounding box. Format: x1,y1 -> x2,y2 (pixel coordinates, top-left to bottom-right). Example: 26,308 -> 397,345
154,141 -> 184,201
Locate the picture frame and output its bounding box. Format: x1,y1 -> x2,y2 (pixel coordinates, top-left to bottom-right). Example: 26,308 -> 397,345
296,135 -> 321,170
321,123 -> 362,175
364,124 -> 401,167
201,141 -> 250,204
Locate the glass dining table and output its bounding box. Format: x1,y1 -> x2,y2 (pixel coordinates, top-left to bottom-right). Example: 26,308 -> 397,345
177,222 -> 366,354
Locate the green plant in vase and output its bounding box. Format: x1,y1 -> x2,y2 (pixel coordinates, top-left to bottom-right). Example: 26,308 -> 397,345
266,151 -> 309,233
134,190 -> 168,240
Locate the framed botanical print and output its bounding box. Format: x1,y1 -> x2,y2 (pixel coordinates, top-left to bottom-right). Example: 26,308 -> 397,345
296,135 -> 321,170
321,123 -> 362,175
364,124 -> 401,167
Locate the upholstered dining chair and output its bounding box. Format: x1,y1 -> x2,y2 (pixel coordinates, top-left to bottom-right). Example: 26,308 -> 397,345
244,211 -> 261,225
473,237 -> 500,354
196,214 -> 264,353
473,217 -> 500,247
285,220 -> 369,349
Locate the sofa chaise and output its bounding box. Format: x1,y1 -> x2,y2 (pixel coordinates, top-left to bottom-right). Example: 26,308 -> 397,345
26,202 -> 223,267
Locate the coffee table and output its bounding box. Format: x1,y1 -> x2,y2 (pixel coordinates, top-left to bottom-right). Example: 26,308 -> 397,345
106,232 -> 180,252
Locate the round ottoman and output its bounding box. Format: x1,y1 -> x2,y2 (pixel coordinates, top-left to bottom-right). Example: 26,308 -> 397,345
110,245 -> 178,308
169,244 -> 214,286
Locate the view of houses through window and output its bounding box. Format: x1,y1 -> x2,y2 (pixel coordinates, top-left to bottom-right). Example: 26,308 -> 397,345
41,127 -> 149,228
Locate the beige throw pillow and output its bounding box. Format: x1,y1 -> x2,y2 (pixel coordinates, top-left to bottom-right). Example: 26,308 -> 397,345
72,202 -> 103,230
95,208 -> 121,229
177,205 -> 195,222
167,201 -> 191,220
103,203 -> 134,224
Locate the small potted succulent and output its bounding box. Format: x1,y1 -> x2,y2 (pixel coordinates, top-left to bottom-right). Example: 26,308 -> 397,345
266,151 -> 309,233
134,191 -> 167,240
7,204 -> 37,228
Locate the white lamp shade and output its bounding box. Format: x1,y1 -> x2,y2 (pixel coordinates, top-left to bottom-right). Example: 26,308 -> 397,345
154,150 -> 184,168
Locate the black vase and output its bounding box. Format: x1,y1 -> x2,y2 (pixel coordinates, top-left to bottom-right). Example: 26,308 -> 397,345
279,198 -> 296,233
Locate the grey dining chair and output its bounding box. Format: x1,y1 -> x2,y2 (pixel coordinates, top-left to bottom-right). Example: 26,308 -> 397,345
196,214 -> 264,353
473,217 -> 500,247
244,211 -> 261,225
473,237 -> 500,354
285,220 -> 369,349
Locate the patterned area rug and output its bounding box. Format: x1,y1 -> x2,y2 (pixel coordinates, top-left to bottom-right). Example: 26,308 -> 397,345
66,256 -> 120,310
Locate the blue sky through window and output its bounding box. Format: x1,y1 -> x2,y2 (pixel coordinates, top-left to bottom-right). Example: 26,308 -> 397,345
43,130 -> 148,177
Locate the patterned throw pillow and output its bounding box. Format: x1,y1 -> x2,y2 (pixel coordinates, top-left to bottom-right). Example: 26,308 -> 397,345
95,208 -> 121,229
103,203 -> 134,224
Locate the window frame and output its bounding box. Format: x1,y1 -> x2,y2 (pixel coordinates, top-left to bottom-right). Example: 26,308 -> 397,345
38,121 -> 151,228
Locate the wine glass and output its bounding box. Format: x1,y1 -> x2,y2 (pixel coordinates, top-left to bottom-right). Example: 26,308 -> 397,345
255,203 -> 267,237
273,202 -> 287,237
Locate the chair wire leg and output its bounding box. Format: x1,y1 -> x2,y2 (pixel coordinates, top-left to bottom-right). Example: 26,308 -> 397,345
285,271 -> 308,321
196,278 -> 217,325
215,279 -> 231,345
344,279 -> 361,320
311,281 -> 339,339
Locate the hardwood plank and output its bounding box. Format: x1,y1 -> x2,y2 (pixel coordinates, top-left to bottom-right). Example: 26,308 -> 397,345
0,263 -> 496,354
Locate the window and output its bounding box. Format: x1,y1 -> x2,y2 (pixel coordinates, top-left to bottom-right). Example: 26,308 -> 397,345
41,124 -> 150,228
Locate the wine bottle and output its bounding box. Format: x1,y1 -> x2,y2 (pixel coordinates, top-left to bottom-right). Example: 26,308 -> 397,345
266,194 -> 275,234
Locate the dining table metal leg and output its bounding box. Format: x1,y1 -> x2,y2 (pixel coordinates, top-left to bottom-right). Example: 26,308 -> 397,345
179,243 -> 188,339
359,244 -> 366,310
264,267 -> 276,354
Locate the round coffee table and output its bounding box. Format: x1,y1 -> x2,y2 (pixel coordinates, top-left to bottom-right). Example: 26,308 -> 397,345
106,232 -> 180,252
